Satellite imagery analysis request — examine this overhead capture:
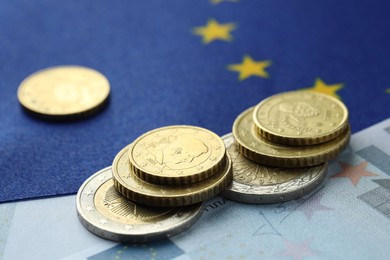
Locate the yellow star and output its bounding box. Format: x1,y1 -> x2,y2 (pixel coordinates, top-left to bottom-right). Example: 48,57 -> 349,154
386,88 -> 390,94
228,55 -> 271,80
193,19 -> 236,44
301,78 -> 344,99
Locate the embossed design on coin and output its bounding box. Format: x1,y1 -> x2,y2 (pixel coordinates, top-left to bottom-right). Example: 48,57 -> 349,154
76,167 -> 204,243
94,182 -> 173,224
17,66 -> 110,119
253,91 -> 348,145
114,145 -> 232,207
226,137 -> 297,186
221,133 -> 328,204
128,125 -> 226,185
233,107 -> 350,167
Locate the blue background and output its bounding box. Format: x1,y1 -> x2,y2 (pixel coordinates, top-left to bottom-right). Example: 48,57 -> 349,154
1,0 -> 389,202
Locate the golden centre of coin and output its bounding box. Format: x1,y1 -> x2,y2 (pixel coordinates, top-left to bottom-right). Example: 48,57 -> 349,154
233,107 -> 350,167
114,145 -> 232,207
253,91 -> 348,145
94,179 -> 176,225
17,66 -> 110,116
226,138 -> 297,186
128,125 -> 226,185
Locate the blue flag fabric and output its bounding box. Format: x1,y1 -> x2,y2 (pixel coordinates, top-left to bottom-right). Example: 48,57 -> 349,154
1,0 -> 390,202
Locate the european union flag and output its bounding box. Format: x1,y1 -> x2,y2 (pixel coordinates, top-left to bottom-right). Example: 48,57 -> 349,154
1,0 -> 390,202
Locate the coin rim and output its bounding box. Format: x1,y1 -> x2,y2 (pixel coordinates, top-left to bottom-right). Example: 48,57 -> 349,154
76,166 -> 204,243
127,125 -> 227,185
17,65 -> 110,118
113,145 -> 232,207
253,91 -> 349,145
233,106 -> 351,167
220,133 -> 328,203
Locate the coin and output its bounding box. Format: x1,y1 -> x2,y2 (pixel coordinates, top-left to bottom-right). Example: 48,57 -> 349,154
221,133 -> 327,203
76,167 -> 204,243
17,66 -> 110,120
113,145 -> 232,207
233,107 -> 350,167
128,125 -> 226,185
253,91 -> 349,145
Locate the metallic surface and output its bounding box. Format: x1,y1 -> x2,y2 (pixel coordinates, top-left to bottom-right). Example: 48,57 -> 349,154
128,125 -> 226,185
233,107 -> 350,167
17,66 -> 110,119
221,133 -> 327,203
253,91 -> 349,145
113,145 -> 232,207
76,167 -> 203,243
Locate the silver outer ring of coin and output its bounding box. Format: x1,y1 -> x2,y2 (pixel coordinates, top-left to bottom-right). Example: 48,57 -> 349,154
220,133 -> 328,204
76,167 -> 204,243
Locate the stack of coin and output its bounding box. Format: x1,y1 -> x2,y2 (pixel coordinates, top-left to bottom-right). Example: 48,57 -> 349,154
222,91 -> 350,204
77,125 -> 232,242
75,90 -> 349,242
112,125 -> 233,207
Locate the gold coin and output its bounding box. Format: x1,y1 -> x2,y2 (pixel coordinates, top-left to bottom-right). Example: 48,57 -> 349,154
113,145 -> 232,207
233,107 -> 350,167
253,91 -> 349,145
17,66 -> 110,119
225,134 -> 298,186
128,125 -> 226,185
